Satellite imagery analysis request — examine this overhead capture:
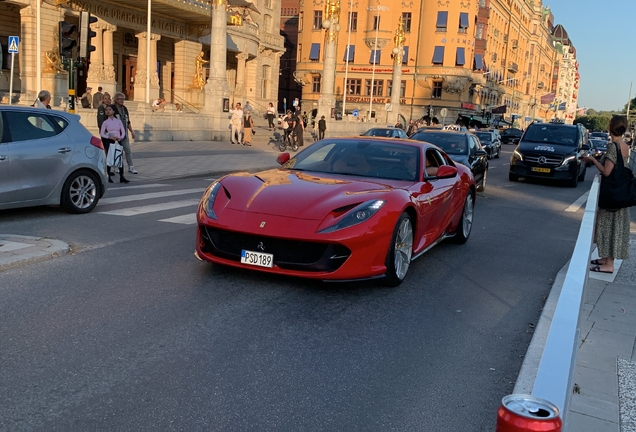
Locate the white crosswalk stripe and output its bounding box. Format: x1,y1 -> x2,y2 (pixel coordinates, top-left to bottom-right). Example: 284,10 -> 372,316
100,199 -> 200,216
159,214 -> 198,225
107,183 -> 170,191
99,188 -> 206,205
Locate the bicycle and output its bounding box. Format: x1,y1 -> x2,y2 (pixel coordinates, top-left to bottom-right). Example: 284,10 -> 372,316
277,129 -> 299,152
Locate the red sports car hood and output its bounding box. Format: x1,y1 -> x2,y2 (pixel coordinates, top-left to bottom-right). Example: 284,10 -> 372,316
219,169 -> 403,220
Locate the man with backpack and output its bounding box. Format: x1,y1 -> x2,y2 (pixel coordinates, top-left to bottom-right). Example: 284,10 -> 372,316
80,87 -> 93,108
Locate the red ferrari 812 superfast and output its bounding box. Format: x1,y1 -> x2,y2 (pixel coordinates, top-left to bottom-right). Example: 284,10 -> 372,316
195,137 -> 476,285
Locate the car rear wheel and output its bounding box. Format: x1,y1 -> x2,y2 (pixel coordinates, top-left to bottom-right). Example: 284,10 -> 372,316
384,212 -> 413,286
452,192 -> 474,244
477,168 -> 487,192
567,173 -> 578,188
509,172 -> 519,182
61,170 -> 101,214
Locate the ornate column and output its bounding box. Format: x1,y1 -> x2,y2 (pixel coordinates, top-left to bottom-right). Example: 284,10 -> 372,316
388,17 -> 405,125
202,0 -> 231,124
134,32 -> 160,102
234,52 -> 248,104
86,22 -> 104,89
102,24 -> 117,91
317,0 -> 341,121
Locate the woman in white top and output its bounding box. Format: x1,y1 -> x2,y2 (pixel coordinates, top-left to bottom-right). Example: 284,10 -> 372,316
267,102 -> 276,130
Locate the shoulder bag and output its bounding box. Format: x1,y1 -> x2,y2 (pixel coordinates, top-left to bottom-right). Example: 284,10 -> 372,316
598,141 -> 636,210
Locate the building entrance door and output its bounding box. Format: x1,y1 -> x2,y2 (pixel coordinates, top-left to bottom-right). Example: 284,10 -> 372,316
122,56 -> 137,100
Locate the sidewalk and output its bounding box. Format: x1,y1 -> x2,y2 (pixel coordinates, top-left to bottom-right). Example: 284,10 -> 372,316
514,232 -> 636,431
127,125 -> 318,182
2,132 -> 636,431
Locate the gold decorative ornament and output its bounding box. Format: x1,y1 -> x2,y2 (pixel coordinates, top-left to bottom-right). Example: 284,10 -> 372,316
44,32 -> 66,74
192,51 -> 209,89
392,16 -> 406,65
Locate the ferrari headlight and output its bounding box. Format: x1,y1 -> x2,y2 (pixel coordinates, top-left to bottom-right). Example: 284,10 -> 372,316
318,200 -> 385,233
202,182 -> 222,219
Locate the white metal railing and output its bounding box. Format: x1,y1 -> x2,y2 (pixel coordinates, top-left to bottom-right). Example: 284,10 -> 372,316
530,174 -> 600,427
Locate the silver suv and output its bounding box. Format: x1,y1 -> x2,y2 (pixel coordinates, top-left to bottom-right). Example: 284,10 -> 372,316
0,106 -> 108,213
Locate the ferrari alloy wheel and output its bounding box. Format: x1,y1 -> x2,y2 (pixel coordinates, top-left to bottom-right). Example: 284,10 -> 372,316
385,212 -> 413,286
452,192 -> 474,244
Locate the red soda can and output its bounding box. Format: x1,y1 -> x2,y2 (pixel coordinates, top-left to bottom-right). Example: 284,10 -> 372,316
496,394 -> 562,432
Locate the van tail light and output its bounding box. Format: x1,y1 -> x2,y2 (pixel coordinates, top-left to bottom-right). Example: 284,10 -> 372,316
90,136 -> 104,150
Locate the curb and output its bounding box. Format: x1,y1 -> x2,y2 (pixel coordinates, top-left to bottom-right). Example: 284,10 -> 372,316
513,260 -> 569,394
0,235 -> 70,273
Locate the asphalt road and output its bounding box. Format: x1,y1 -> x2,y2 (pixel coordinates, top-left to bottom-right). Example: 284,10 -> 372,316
0,149 -> 595,430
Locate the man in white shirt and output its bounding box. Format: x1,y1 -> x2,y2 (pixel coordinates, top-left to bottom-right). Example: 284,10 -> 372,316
230,102 -> 244,145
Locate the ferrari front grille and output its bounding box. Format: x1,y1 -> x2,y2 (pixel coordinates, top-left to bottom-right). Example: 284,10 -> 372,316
200,226 -> 351,272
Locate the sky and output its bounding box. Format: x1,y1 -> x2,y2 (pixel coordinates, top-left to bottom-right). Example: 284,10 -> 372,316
544,0 -> 634,112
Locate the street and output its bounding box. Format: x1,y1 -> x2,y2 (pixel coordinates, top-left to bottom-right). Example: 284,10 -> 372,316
0,149 -> 593,430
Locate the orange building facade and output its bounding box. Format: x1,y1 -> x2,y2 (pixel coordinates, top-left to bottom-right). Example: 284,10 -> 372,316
294,0 -> 577,126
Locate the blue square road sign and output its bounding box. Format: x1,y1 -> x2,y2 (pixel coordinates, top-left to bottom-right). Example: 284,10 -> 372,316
8,36 -> 19,54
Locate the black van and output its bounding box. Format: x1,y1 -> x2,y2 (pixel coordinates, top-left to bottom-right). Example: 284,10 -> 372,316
509,120 -> 589,187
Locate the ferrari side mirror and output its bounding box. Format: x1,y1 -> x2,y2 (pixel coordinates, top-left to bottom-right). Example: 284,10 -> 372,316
277,152 -> 290,165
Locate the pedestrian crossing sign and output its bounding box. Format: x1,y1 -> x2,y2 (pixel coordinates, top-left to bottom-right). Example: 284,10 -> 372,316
8,36 -> 19,54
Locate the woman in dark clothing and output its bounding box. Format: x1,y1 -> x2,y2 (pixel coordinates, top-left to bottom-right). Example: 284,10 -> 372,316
292,111 -> 305,147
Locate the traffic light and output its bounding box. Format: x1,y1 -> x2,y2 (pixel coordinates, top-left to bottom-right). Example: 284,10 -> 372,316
79,11 -> 98,59
58,21 -> 77,59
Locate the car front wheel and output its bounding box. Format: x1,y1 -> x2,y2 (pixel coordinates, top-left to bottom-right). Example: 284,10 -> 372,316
61,170 -> 101,214
384,212 -> 413,286
477,168 -> 487,192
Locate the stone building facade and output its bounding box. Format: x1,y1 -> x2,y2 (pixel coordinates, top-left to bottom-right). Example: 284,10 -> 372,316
294,0 -> 578,127
0,0 -> 285,138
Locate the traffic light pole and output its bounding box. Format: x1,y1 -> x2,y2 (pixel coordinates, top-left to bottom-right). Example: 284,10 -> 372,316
67,58 -> 76,113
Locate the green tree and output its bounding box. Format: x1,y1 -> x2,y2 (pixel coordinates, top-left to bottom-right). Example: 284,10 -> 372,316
586,108 -> 597,116
573,115 -> 610,132
624,96 -> 636,114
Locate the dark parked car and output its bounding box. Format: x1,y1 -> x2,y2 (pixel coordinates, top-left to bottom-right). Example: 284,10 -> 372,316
501,128 -> 523,144
362,127 -> 408,139
474,130 -> 502,159
589,131 -> 610,143
410,130 -> 488,192
0,106 -> 108,213
509,120 -> 589,187
587,138 -> 607,165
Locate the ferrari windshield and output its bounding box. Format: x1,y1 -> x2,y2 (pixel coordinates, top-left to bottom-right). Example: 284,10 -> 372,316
410,132 -> 468,155
282,139 -> 420,181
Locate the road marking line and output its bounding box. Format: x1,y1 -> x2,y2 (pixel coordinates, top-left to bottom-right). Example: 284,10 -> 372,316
502,163 -> 510,166
99,188 -> 206,205
565,191 -> 589,212
159,213 -> 197,225
99,199 -> 200,216
106,183 -> 170,191
489,166 -> 496,169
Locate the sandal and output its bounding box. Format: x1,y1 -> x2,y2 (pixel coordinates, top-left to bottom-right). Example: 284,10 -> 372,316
590,265 -> 613,274
590,259 -> 604,265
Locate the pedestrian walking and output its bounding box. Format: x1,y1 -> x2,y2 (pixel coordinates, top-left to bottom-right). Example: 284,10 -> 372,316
33,90 -> 52,109
266,102 -> 276,130
112,92 -> 138,174
318,115 -> 326,140
230,102 -> 244,144
96,92 -> 112,131
80,87 -> 93,108
100,104 -> 129,183
291,109 -> 305,147
580,115 -> 631,274
243,112 -> 254,146
244,100 -> 254,115
92,86 -> 103,109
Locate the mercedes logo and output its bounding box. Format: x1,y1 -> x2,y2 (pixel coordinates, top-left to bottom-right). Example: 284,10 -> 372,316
257,242 -> 265,251
538,156 -> 547,164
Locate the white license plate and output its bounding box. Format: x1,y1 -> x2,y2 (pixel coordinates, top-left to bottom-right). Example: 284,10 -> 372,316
241,250 -> 274,268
